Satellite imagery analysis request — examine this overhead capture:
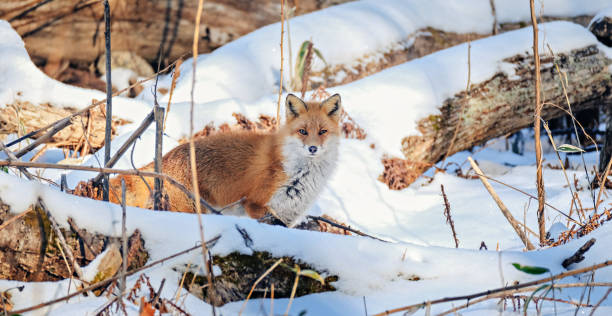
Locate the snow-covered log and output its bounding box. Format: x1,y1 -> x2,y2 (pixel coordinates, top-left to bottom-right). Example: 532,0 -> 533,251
0,200 -> 148,283
1,0 -> 352,65
397,43 -> 612,186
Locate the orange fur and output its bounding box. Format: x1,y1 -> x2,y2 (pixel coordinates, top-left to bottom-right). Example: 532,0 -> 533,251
108,94 -> 342,220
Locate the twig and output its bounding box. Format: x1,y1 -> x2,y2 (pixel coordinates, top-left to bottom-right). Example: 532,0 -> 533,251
529,0 -> 546,245
277,0 -> 286,127
467,166 -> 581,226
596,158 -> 612,211
238,258 -> 283,316
589,288 -> 612,316
92,110 -> 155,184
163,58 -> 183,131
0,209 -> 31,232
14,117 -> 72,159
284,265 -> 300,316
270,283 -> 275,316
1,141 -> 35,180
151,278 -> 166,307
440,184 -> 459,248
373,260 -> 612,316
545,47 -> 598,214
103,0 -> 113,202
307,215 -> 388,242
120,179 -> 127,302
153,106 -> 165,210
10,235 -> 221,315
542,120 -> 581,221
562,238 -> 596,269
190,0 -> 217,310
468,157 -> 535,250
0,160 -> 221,215
489,0 -> 498,34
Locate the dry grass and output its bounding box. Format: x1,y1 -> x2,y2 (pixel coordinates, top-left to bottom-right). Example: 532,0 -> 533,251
378,157 -> 432,190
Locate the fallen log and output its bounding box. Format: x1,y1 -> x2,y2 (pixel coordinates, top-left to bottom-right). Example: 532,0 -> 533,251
2,0 -> 353,66
383,43 -> 612,189
590,11 -> 612,173
0,101 -> 127,155
0,200 -> 148,282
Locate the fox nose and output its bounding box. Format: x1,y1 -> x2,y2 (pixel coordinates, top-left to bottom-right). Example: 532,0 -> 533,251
309,146 -> 318,154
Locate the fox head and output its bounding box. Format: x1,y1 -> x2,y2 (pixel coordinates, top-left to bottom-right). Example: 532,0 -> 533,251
283,93 -> 342,158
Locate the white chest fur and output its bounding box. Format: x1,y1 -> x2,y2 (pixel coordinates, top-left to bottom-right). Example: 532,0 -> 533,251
268,137 -> 338,227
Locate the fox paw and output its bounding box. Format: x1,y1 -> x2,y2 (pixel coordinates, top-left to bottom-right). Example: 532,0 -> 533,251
257,213 -> 288,227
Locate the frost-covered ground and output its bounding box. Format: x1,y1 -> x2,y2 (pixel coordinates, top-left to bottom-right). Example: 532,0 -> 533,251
0,0 -> 611,315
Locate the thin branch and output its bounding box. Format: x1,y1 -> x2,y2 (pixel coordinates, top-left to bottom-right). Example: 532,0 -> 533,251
467,166 -> 581,226
276,0 -> 286,127
529,0 -> 546,245
0,209 -> 31,232
120,179 -> 127,302
441,184 -> 459,248
14,116 -> 72,159
92,110 -> 155,184
153,106 -> 165,210
373,260 -> 612,316
238,258 -> 283,316
190,0 -> 217,310
468,157 -> 535,250
589,288 -> 612,316
307,215 -> 388,242
103,0 -> 112,202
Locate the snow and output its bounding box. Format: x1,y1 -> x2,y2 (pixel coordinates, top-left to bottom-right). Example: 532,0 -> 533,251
0,21 -> 151,120
1,155 -> 611,315
0,0 -> 611,315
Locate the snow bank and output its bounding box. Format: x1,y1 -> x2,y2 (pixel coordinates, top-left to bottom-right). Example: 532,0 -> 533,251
0,172 -> 610,315
0,21 -> 151,119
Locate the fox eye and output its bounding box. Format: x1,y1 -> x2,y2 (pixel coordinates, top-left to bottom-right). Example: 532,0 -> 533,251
298,129 -> 308,135
318,129 -> 327,135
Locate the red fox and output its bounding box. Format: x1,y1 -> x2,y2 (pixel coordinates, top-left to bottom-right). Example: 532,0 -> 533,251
110,93 -> 341,227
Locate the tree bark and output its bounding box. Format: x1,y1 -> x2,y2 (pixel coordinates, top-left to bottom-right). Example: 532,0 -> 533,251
381,44 -> 612,189
590,13 -> 612,173
1,0 -> 353,67
601,107 -> 612,173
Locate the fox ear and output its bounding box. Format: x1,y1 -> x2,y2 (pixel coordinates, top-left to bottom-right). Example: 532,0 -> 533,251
285,94 -> 308,120
320,93 -> 342,121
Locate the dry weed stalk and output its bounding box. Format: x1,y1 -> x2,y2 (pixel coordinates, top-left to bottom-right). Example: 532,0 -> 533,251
529,0 -> 546,245
300,41 -> 314,99
440,184 -> 459,248
276,0 -> 286,127
189,0 -> 217,308
163,58 -> 183,131
468,157 -> 535,250
238,258 -> 283,316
